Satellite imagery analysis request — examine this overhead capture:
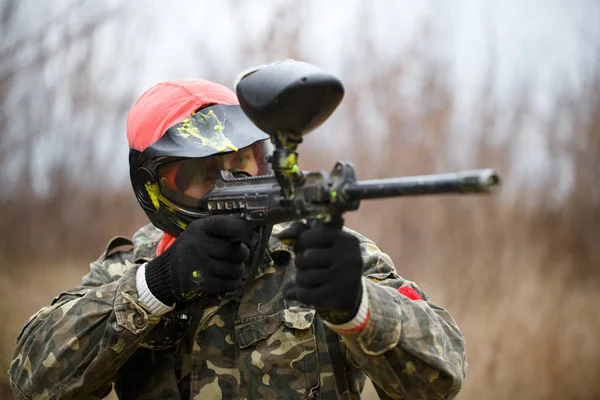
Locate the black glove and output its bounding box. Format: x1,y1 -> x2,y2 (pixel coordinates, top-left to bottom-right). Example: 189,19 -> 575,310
145,216 -> 254,304
281,222 -> 364,325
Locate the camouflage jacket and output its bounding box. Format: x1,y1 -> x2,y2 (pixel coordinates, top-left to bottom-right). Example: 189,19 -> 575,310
9,223 -> 467,400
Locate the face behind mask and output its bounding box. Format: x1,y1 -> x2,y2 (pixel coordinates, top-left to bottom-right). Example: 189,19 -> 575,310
156,145 -> 261,209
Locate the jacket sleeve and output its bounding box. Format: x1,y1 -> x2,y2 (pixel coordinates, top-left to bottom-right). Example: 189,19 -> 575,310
8,241 -> 161,400
337,229 -> 467,400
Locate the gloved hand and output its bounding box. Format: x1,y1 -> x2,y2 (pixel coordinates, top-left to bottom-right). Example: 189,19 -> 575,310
281,222 -> 364,325
145,216 -> 254,304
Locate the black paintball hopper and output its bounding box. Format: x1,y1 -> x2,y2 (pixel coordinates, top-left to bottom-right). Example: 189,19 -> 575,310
235,60 -> 345,137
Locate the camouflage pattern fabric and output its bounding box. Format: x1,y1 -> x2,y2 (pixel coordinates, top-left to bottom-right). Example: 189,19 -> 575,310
8,223 -> 467,399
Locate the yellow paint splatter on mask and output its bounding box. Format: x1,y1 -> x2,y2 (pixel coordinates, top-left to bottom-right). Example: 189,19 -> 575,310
145,182 -> 161,210
175,110 -> 238,152
175,219 -> 188,230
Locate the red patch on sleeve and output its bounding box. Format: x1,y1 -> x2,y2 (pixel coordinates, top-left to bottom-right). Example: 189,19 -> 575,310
398,286 -> 423,301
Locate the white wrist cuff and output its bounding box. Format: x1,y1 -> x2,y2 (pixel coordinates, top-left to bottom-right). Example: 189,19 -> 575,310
136,263 -> 175,316
323,277 -> 370,332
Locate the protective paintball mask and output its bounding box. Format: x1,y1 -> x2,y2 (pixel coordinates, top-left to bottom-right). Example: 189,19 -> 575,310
130,104 -> 273,237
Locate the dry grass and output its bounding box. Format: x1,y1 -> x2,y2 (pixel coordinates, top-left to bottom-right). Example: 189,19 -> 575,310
0,262 -> 85,376
0,262 -> 85,399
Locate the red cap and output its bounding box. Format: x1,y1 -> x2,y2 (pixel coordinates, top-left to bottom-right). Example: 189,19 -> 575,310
126,79 -> 239,152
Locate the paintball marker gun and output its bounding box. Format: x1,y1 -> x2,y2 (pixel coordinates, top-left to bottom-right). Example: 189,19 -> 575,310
202,60 -> 500,225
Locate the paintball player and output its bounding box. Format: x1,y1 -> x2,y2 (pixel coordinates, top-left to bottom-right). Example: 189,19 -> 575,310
9,78 -> 467,399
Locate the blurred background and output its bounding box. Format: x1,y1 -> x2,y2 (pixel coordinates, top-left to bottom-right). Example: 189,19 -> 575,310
1,0 -> 599,399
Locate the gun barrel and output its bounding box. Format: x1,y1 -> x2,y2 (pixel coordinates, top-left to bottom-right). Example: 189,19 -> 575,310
343,169 -> 500,200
